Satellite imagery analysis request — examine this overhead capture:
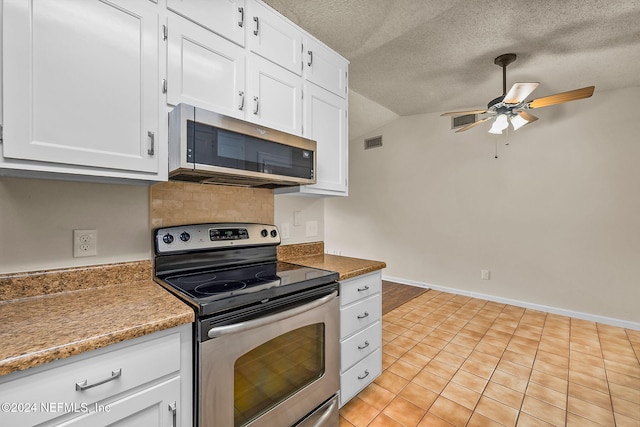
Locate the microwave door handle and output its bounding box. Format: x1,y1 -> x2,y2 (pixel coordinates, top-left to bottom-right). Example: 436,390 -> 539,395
207,290 -> 337,339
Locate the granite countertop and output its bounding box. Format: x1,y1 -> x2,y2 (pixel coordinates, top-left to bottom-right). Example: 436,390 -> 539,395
0,244 -> 382,377
278,242 -> 386,281
0,261 -> 194,377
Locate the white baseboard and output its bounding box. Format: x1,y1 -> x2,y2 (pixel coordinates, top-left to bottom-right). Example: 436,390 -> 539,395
383,275 -> 640,331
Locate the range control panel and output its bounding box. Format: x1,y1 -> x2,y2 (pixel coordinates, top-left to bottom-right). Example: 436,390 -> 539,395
155,223 -> 280,254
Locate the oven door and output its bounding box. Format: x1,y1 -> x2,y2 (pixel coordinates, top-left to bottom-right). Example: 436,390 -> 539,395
198,290 -> 339,427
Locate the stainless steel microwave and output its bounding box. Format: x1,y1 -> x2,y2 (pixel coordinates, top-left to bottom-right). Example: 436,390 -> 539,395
168,104 -> 316,188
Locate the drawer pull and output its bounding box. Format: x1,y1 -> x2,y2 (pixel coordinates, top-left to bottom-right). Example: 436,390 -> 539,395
358,340 -> 370,350
357,285 -> 370,292
357,311 -> 369,319
358,369 -> 370,380
75,368 -> 122,391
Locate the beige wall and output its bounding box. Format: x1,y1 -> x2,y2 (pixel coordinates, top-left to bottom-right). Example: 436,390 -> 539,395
325,87 -> 640,324
0,179 -> 274,275
0,177 -> 150,274
274,194 -> 324,245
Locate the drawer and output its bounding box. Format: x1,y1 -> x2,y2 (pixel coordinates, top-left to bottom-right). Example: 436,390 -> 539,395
340,271 -> 381,307
0,332 -> 181,426
340,294 -> 381,339
339,348 -> 382,407
340,321 -> 381,373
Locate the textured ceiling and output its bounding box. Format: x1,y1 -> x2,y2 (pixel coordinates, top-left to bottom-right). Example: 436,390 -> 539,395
264,0 -> 640,130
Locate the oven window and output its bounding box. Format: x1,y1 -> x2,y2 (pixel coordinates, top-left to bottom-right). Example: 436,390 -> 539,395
234,324 -> 325,426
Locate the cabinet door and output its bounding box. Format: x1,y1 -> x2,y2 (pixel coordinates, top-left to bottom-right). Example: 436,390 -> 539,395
248,55 -> 302,135
304,38 -> 348,99
167,14 -> 246,119
2,0 -> 159,174
248,1 -> 302,76
303,83 -> 348,194
52,377 -> 181,427
167,0 -> 246,46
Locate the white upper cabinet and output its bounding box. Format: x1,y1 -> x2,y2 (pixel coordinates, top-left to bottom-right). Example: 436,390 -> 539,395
301,83 -> 348,194
166,14 -> 246,119
248,1 -> 302,76
303,37 -> 348,99
1,0 -> 164,181
167,0 -> 246,47
248,54 -> 302,135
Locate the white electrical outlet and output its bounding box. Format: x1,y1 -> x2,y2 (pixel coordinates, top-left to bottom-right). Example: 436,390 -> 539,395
281,222 -> 290,239
481,269 -> 490,280
74,229 -> 97,257
293,211 -> 302,226
305,220 -> 318,237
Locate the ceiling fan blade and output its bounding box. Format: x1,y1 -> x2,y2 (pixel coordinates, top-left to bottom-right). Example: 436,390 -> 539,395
511,111 -> 538,130
455,117 -> 491,133
440,109 -> 487,116
527,86 -> 595,109
503,82 -> 539,104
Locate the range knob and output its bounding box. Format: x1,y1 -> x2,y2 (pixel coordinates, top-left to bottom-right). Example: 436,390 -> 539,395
270,229 -> 278,238
180,232 -> 191,242
162,233 -> 174,244
261,229 -> 268,238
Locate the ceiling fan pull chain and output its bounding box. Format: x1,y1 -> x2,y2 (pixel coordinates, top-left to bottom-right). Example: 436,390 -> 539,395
495,137 -> 499,159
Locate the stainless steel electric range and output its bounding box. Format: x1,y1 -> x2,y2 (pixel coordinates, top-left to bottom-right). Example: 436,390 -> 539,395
153,223 -> 340,427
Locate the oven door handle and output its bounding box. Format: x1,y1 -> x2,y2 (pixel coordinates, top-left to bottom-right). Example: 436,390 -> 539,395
207,290 -> 338,339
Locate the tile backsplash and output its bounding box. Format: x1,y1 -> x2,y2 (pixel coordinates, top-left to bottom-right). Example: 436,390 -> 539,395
150,182 -> 274,228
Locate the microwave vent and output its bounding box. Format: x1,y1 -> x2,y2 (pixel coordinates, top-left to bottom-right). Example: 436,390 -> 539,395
451,114 -> 477,129
364,135 -> 383,150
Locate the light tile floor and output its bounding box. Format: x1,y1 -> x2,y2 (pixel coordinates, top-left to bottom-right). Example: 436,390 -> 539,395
339,290 -> 640,427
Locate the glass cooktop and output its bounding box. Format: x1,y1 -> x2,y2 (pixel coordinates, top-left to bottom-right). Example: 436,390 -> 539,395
159,261 -> 338,316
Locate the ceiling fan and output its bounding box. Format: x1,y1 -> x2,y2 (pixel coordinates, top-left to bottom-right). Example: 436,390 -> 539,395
442,53 -> 595,134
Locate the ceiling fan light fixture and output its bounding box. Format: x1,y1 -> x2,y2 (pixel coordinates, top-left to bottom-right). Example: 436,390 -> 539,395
442,53 -> 594,135
510,113 -> 528,131
488,114 -> 509,134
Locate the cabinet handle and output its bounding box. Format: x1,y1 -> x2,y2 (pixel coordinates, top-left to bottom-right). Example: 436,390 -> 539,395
75,368 -> 122,391
358,369 -> 370,380
147,131 -> 155,156
238,91 -> 245,110
357,311 -> 369,319
253,96 -> 259,115
238,7 -> 244,27
162,78 -> 167,94
357,285 -> 370,292
253,16 -> 259,36
358,340 -> 370,350
169,401 -> 177,427
307,50 -> 313,67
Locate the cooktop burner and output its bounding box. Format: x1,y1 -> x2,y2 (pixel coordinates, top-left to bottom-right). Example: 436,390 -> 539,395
194,280 -> 247,295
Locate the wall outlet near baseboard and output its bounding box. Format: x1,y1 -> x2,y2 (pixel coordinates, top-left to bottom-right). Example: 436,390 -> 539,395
481,269 -> 490,280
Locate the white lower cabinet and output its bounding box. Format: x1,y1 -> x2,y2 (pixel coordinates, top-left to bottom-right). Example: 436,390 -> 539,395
54,377 -> 180,427
0,325 -> 192,427
339,271 -> 382,407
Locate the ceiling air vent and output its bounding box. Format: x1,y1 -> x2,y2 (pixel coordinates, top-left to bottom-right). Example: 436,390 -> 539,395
364,135 -> 383,150
451,114 -> 477,130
